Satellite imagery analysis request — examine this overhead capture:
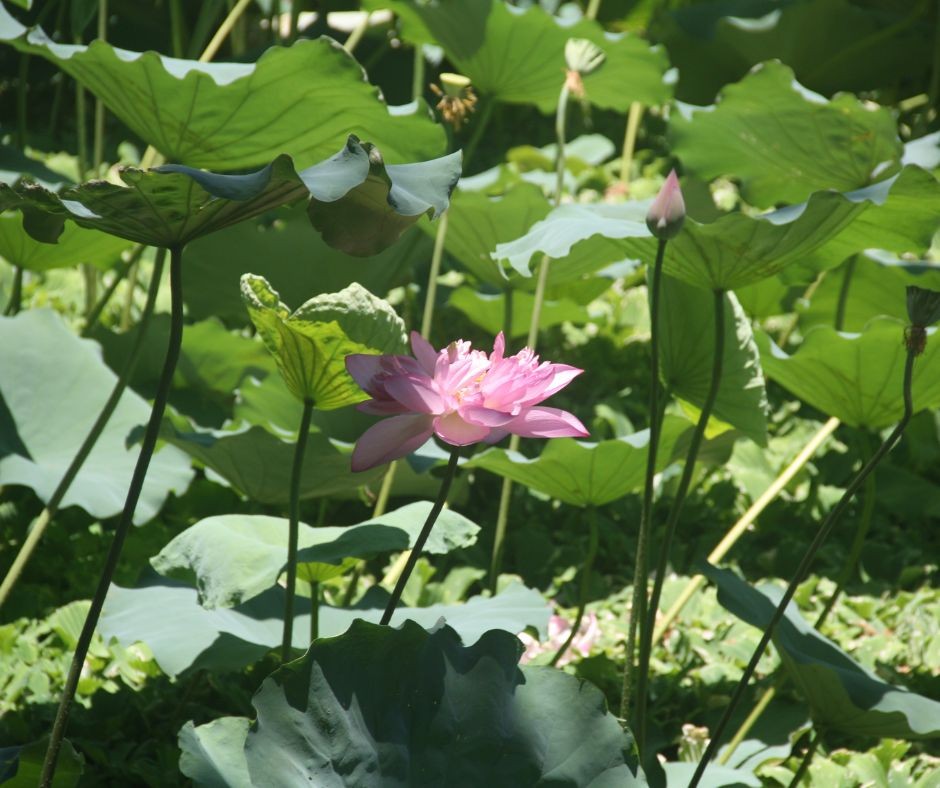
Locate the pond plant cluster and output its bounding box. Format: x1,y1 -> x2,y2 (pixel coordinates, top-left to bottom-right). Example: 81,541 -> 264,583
0,0 -> 939,786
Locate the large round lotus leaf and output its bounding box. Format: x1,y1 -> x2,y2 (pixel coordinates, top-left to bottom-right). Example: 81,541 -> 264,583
0,309 -> 192,524
99,580 -> 550,678
365,0 -> 670,112
0,6 -> 445,170
659,277 -> 768,445
669,61 -> 902,208
0,212 -> 130,272
756,318 -> 940,429
705,564 -> 940,740
177,620 -> 642,787
241,275 -> 406,409
466,415 -> 691,507
150,503 -> 481,609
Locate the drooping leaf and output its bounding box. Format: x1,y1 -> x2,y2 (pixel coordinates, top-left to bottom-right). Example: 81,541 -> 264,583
670,60 -> 902,208
660,278 -> 768,445
151,503 -> 481,608
756,318 -> 940,429
704,564 -> 940,739
448,285 -> 590,338
0,310 -> 193,524
0,212 -> 130,272
178,719 -> 251,788
99,579 -> 551,678
465,416 -> 690,507
178,621 -> 642,786
155,417 -> 380,504
183,206 -> 430,326
241,275 -> 406,408
0,6 -> 445,170
0,737 -> 83,787
367,0 -> 670,112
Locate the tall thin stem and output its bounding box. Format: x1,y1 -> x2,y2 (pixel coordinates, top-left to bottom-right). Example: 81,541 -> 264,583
92,0 -> 108,175
787,730 -> 821,788
4,266 -> 23,316
689,350 -> 917,788
202,0 -> 253,62
585,0 -> 603,19
619,102 -> 644,184
39,246 -> 184,787
82,245 -> 146,336
0,249 -> 166,611
834,257 -> 856,331
411,45 -> 425,103
554,85 -> 571,207
636,288 -> 725,752
343,12 -> 371,54
168,0 -> 185,57
621,239 -> 667,720
420,211 -> 449,338
381,448 -> 461,625
462,96 -> 495,172
281,397 -> 314,661
550,507 -> 599,666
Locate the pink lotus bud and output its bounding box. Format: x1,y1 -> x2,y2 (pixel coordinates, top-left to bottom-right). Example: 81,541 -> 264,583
646,169 -> 685,240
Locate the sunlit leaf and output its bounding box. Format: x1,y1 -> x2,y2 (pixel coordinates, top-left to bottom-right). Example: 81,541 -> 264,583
448,285 -> 590,338
178,718 -> 251,788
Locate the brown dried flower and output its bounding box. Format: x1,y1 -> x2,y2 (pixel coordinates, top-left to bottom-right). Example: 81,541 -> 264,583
430,73 -> 478,131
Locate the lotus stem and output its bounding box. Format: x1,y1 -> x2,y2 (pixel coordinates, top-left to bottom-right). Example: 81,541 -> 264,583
168,0 -> 185,57
92,0 -> 108,176
619,102 -> 644,184
82,244 -> 146,335
621,238 -> 667,720
202,0 -> 253,62
0,249 -> 166,612
412,45 -> 425,103
718,680 -> 779,764
834,256 -> 856,331
282,397 -> 314,661
551,507 -> 599,666
4,266 -> 23,316
554,85 -> 570,207
689,348 -> 917,788
40,245 -> 184,787
462,96 -> 494,172
653,416 -> 841,646
787,729 -> 821,787
310,581 -> 320,641
381,448 -> 461,625
343,12 -> 371,54
636,287 -> 726,752
586,0 -> 603,19
420,210 -> 449,339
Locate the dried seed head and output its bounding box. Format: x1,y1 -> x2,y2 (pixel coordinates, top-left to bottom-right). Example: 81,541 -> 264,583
430,73 -> 478,131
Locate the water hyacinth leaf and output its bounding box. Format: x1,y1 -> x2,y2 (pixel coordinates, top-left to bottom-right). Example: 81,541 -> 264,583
466,415 -> 690,507
99,579 -> 550,678
183,206 -> 429,325
704,564 -> 940,739
156,417 -> 381,504
653,0 -> 933,105
367,0 -> 669,112
189,621 -> 639,787
302,136 -> 462,256
0,6 -> 445,170
670,60 -> 902,208
0,213 -> 131,272
151,504 -> 481,608
448,286 -> 590,338
433,183 -> 551,287
660,278 -> 769,445
756,318 -> 940,429
241,275 -> 406,409
178,719 -> 251,788
0,310 -> 193,523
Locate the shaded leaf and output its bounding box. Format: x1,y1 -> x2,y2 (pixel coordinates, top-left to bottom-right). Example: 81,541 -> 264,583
241,275 -> 406,408
756,318 -> 940,429
704,564 -> 940,739
660,278 -> 768,445
0,737 -> 82,787
0,212 -> 130,272
465,416 -> 690,507
0,6 -> 445,170
177,719 -> 251,788
0,309 -> 193,524
670,60 -> 902,208
151,503 -> 481,608
99,579 -> 551,678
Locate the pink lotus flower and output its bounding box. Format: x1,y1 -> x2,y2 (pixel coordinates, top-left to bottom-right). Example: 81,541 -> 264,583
346,331 -> 588,471
646,169 -> 685,240
519,610 -> 601,666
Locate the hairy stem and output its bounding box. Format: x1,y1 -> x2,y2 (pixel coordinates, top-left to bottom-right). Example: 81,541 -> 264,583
689,351 -> 917,788
281,397 -> 314,661
381,448 -> 461,625
39,246 -> 183,787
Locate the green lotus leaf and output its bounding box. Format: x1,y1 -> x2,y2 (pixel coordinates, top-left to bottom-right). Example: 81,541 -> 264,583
179,620 -> 641,787
653,0 -> 932,105
0,736 -> 83,787
99,579 -> 550,678
365,0 -> 669,112
670,60 -> 902,208
660,277 -> 769,445
705,564 -> 940,740
465,415 -> 691,507
151,503 -> 480,609
0,211 -> 130,272
178,718 -> 251,788
756,318 -> 940,429
0,309 -> 193,524
0,5 -> 445,170
240,274 -> 406,409
448,285 -> 590,338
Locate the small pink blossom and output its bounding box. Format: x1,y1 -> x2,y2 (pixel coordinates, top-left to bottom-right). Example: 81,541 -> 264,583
646,169 -> 685,240
345,331 -> 588,471
519,611 -> 601,666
